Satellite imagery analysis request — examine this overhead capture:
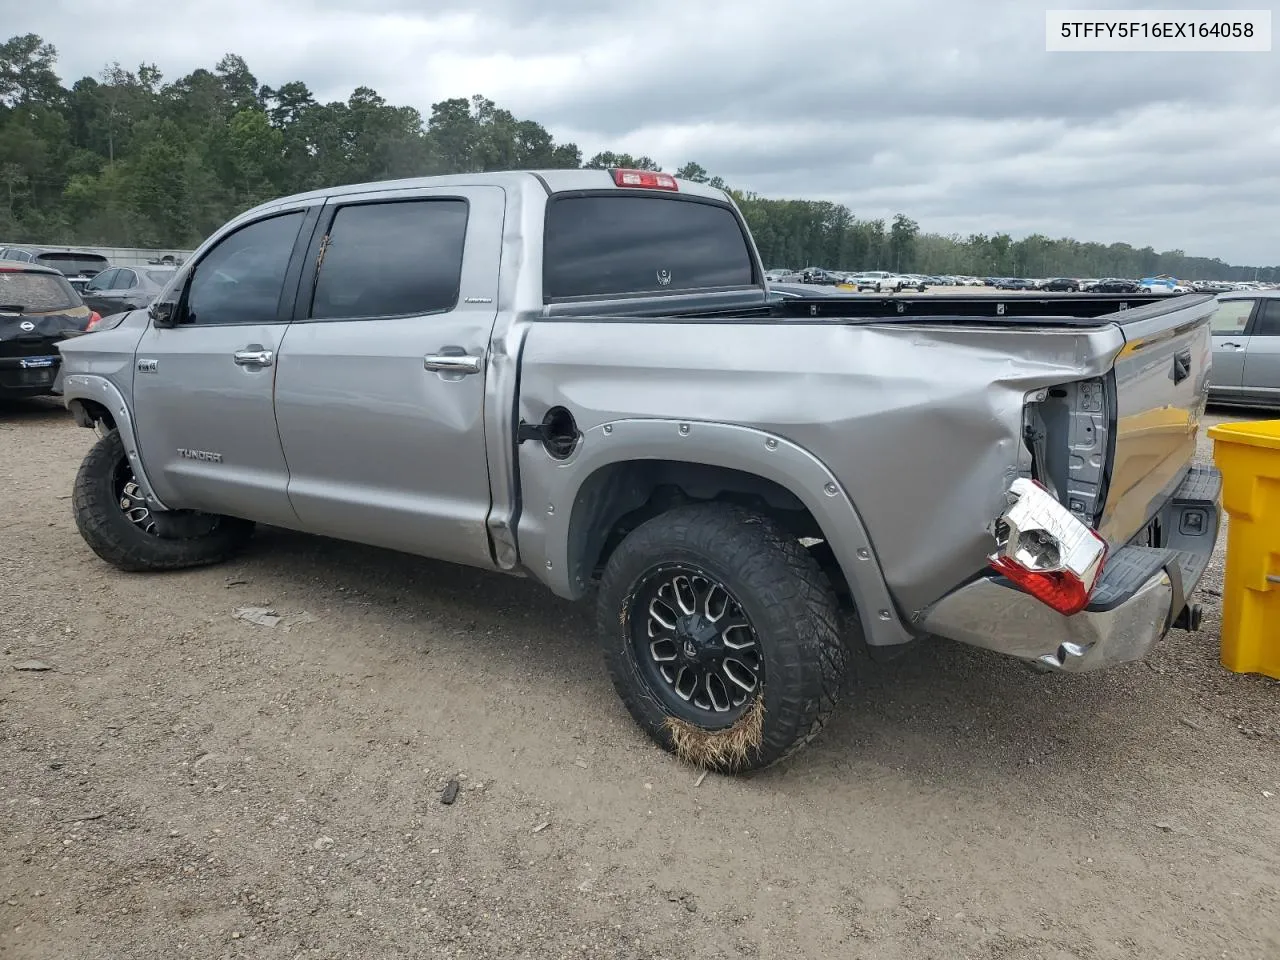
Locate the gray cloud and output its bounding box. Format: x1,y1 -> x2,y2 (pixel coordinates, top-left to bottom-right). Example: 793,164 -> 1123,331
10,0 -> 1278,263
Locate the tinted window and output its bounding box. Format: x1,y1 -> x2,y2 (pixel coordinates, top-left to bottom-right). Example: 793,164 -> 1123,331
145,270 -> 176,286
0,271 -> 81,311
1254,299 -> 1280,337
310,199 -> 468,320
34,253 -> 110,276
543,195 -> 754,300
186,212 -> 304,326
112,269 -> 137,290
83,269 -> 117,292
1210,300 -> 1254,335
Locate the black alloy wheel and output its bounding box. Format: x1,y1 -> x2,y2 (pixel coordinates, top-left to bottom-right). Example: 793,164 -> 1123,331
629,564 -> 764,727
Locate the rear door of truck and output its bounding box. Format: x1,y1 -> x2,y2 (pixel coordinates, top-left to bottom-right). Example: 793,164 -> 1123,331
1097,294 -> 1216,546
271,184 -> 506,568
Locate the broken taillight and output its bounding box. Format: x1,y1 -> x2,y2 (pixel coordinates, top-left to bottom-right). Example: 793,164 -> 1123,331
85,311 -> 102,331
988,477 -> 1108,616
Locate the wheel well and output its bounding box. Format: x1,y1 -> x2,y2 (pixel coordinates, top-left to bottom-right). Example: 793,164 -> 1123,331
565,460 -> 853,605
68,398 -> 116,432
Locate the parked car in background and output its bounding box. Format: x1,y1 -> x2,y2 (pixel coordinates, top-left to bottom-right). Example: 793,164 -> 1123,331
1139,276 -> 1180,294
994,278 -> 1036,290
1090,279 -> 1141,294
799,267 -> 842,285
80,266 -> 177,318
0,263 -> 99,399
1207,291 -> 1280,409
1041,277 -> 1080,292
6,249 -> 112,293
848,271 -> 919,292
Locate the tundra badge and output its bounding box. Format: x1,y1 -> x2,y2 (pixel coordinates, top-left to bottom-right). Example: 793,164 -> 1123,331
177,448 -> 223,463
137,358 -> 158,373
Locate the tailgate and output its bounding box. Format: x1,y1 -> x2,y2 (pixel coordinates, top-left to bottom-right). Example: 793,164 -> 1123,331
1097,294 -> 1215,546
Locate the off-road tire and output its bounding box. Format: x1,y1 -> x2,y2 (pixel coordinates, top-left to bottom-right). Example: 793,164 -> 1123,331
596,503 -> 849,773
73,429 -> 255,572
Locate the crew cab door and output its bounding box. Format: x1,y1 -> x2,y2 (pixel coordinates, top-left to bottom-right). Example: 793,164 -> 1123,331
1207,297 -> 1254,400
1241,298 -> 1280,406
131,203 -> 321,526
272,186 -> 504,569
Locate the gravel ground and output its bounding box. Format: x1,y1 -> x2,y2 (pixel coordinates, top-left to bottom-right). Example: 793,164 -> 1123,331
1,400 -> 1277,960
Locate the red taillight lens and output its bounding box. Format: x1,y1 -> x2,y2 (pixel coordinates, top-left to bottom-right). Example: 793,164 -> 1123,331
86,311 -> 102,331
990,555 -> 1098,616
611,168 -> 679,191
988,477 -> 1108,616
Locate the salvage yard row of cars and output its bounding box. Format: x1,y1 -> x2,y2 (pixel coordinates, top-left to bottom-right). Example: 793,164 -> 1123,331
767,266 -> 1275,296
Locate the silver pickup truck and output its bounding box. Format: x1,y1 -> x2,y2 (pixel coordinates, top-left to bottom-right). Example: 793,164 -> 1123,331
56,168 -> 1221,772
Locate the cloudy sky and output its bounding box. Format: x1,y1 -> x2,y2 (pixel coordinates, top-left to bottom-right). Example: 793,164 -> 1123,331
11,0 -> 1279,264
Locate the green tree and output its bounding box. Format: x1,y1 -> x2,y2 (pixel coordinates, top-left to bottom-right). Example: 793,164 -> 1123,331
0,31 -> 1273,283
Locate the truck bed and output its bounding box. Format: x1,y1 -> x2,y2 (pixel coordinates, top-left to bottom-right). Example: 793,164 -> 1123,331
770,291 -> 1213,325
520,290 -> 1216,622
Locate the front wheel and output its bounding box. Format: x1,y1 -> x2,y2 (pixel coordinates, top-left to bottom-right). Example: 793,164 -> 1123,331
72,429 -> 255,572
596,503 -> 849,773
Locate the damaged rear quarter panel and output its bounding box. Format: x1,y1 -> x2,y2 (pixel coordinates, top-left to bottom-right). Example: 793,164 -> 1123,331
517,317 -> 1125,619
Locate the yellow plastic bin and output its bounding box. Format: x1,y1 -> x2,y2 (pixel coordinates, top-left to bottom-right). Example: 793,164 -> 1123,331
1208,419 -> 1280,679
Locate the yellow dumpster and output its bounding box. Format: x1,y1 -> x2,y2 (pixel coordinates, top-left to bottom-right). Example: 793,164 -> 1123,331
1208,419 -> 1280,679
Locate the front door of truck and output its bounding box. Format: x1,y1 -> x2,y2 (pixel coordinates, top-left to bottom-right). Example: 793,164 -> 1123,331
1208,297 -> 1255,402
131,204 -> 321,526
272,185 -> 505,569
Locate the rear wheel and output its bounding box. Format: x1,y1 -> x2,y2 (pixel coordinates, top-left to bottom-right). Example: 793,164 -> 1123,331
596,503 -> 849,773
72,429 -> 255,572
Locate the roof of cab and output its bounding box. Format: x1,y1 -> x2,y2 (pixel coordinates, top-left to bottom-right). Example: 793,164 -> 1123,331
237,169 -> 733,222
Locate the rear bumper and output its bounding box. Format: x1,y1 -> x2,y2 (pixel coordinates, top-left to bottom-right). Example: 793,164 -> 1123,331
0,354 -> 62,397
923,465 -> 1221,673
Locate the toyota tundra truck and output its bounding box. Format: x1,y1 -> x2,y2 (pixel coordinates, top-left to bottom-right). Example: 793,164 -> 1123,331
55,168 -> 1220,772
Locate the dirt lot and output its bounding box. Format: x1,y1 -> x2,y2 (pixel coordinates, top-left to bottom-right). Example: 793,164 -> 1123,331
2,401 -> 1277,960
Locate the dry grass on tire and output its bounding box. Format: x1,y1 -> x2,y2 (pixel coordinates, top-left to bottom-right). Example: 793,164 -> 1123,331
662,695 -> 765,771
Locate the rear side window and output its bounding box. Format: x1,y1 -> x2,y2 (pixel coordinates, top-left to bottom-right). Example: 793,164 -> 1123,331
0,271 -> 81,312
310,199 -> 469,320
543,195 -> 755,301
1210,300 -> 1254,335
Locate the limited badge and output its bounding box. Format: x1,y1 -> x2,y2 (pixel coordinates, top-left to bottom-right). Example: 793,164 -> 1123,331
656,269 -> 672,286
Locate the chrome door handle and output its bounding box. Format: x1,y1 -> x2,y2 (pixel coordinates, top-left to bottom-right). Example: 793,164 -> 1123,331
233,349 -> 274,366
424,354 -> 482,374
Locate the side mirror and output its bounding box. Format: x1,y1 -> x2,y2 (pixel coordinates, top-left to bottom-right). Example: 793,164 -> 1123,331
149,300 -> 178,327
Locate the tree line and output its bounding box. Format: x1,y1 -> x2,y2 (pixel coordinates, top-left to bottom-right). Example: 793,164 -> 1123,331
1,34 -> 1273,282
